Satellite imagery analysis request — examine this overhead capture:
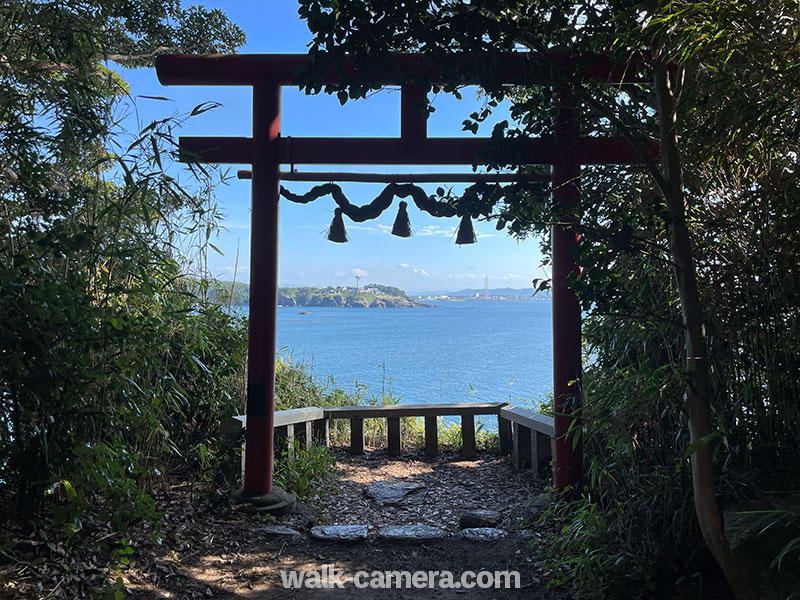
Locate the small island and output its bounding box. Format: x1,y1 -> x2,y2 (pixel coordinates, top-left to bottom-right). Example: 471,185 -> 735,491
278,284 -> 428,308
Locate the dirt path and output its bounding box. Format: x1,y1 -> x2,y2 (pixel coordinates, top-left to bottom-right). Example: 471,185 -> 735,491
120,449 -> 561,599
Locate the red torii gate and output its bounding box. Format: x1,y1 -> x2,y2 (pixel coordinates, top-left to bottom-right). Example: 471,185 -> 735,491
156,52 -> 647,502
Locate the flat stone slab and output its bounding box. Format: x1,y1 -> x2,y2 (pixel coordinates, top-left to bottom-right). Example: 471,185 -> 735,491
232,487 -> 297,516
310,525 -> 368,543
376,524 -> 447,543
365,481 -> 425,506
460,528 -> 507,543
459,509 -> 503,530
261,526 -> 301,538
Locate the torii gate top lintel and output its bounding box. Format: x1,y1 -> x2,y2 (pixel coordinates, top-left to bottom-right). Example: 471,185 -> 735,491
157,52 -> 649,167
155,51 -> 649,501
156,51 -> 648,87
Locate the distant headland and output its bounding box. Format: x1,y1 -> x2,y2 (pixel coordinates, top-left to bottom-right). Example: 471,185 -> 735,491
203,281 -> 548,307
278,284 -> 429,308
205,281 -> 428,308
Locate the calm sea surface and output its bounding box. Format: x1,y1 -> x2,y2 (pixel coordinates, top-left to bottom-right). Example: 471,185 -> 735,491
272,300 -> 553,409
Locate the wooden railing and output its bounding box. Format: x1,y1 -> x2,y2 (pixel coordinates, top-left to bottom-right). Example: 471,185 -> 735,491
222,402 -> 555,479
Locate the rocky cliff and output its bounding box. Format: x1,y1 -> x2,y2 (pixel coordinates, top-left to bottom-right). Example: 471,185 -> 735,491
277,285 -> 428,308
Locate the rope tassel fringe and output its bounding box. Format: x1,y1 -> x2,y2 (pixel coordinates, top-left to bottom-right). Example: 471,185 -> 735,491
391,201 -> 412,238
327,207 -> 348,243
455,214 -> 476,245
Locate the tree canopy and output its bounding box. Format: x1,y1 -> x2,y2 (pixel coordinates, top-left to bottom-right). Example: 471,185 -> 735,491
295,1 -> 800,597
1,0 -> 246,560
2,1 -> 798,597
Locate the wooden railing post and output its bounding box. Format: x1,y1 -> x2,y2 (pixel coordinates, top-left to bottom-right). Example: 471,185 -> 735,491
387,417 -> 402,457
512,423 -> 532,469
274,424 -> 292,459
350,417 -> 365,455
461,414 -> 477,459
424,415 -> 438,458
533,430 -> 553,476
498,416 -> 513,456
312,418 -> 329,446
294,420 -> 312,449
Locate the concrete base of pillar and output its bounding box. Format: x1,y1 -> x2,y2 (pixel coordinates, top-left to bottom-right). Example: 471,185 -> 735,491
231,487 -> 296,516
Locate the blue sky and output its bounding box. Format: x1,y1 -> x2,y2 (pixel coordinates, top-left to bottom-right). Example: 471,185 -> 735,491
115,0 -> 546,293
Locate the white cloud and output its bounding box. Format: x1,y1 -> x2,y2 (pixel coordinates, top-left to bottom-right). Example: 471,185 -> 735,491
415,224 -> 453,237
342,222 -> 459,240
398,263 -> 429,276
349,224 -> 384,233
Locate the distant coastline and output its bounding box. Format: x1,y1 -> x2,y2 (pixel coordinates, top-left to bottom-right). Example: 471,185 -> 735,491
206,281 -> 428,308
278,284 -> 429,308
205,280 -> 548,307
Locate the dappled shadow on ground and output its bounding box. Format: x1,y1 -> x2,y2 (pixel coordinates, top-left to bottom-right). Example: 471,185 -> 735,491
120,450 -> 560,599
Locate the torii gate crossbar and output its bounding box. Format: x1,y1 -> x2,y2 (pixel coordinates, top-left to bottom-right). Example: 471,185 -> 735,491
156,52 -> 648,497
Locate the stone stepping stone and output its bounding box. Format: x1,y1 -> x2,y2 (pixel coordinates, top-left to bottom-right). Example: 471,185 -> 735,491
460,527 -> 507,543
310,525 -> 368,542
459,509 -> 503,530
376,524 -> 447,542
365,481 -> 425,506
261,526 -> 301,538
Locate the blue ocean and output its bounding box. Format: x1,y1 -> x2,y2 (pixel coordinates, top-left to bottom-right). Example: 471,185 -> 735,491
274,300 -> 553,410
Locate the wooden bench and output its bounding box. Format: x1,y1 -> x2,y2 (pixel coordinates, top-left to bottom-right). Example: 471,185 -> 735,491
323,402 -> 507,458
222,407 -> 328,477
498,405 -> 554,477
222,402 -> 555,479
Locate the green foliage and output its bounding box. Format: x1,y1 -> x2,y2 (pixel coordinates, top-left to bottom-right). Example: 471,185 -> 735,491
273,441 -> 338,500
198,278 -> 251,307
276,284 -> 420,308
363,283 -> 405,297
0,0 -> 247,551
95,576 -> 126,600
295,0 -> 800,596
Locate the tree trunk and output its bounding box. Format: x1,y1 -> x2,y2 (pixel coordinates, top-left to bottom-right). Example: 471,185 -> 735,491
653,60 -> 754,600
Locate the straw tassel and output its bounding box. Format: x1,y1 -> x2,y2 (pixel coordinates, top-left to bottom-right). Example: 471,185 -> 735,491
327,207 -> 348,243
391,201 -> 412,237
455,214 -> 476,245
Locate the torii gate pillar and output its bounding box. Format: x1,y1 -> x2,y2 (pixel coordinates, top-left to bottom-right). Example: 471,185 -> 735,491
155,52 -> 652,501
243,82 -> 282,498
551,90 -> 583,492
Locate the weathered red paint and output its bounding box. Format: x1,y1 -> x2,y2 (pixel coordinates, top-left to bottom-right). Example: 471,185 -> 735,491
243,82 -> 281,497
551,90 -> 584,494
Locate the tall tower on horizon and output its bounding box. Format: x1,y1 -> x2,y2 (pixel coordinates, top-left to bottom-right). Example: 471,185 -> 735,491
483,274 -> 489,299
355,273 -> 361,290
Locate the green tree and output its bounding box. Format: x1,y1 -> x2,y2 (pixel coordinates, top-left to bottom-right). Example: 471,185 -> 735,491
0,0 -> 246,529
296,1 -> 800,596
